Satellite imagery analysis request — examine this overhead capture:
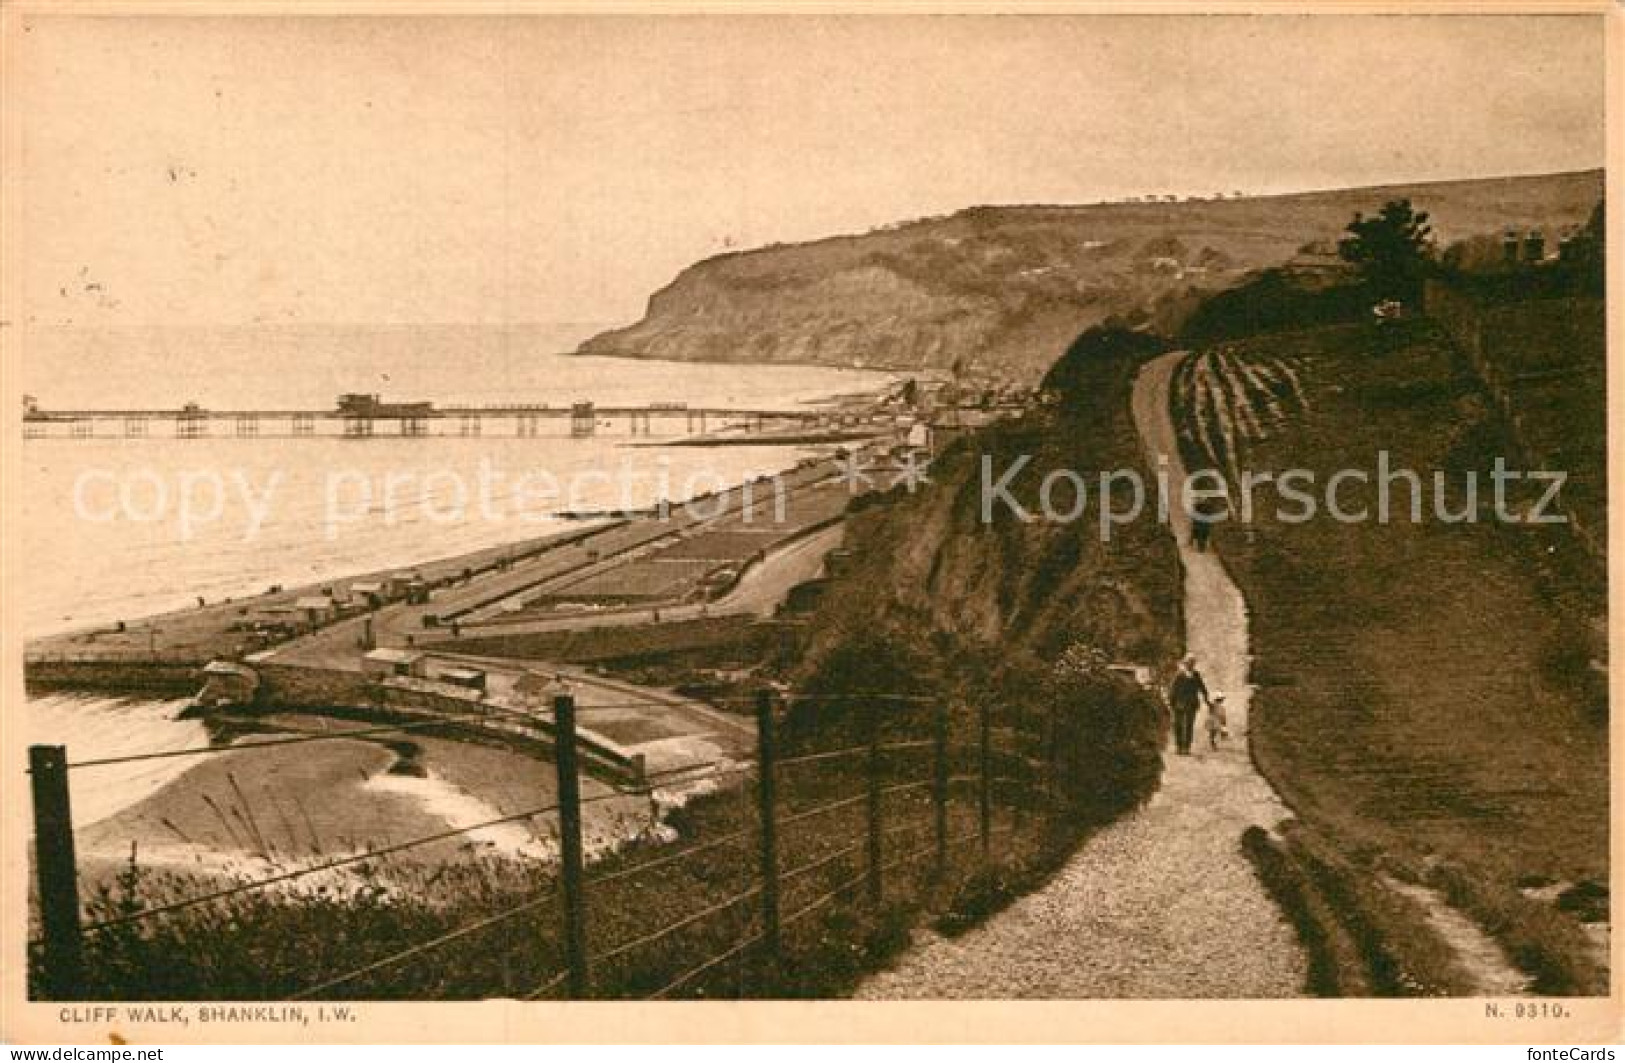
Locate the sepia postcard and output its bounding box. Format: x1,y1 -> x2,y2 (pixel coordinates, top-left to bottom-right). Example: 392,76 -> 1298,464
0,1 -> 1619,1046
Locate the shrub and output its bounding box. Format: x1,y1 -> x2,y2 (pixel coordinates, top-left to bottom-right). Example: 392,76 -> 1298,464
1180,270 -> 1369,344
1043,643 -> 1163,822
1040,327 -> 1171,412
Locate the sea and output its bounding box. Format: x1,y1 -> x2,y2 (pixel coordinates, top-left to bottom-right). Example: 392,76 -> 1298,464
21,345 -> 894,824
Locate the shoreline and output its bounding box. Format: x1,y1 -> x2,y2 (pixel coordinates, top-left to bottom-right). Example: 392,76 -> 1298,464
21,357 -> 900,650
71,710 -> 718,899
24,392 -> 884,900
24,439 -> 880,674
567,344 -> 921,378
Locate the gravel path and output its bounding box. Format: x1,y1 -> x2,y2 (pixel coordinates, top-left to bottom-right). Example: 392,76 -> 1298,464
856,352 -> 1307,999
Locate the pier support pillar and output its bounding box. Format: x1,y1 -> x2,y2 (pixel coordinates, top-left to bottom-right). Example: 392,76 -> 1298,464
570,402 -> 595,438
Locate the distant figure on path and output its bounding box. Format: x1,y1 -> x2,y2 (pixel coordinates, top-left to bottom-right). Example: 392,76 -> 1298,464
1167,654 -> 1213,756
1189,502 -> 1216,552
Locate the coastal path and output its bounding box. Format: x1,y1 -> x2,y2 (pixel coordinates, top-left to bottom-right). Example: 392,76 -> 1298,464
855,350 -> 1307,998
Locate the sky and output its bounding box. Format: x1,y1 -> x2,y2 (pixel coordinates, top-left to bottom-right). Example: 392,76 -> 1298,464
9,14 -> 1608,345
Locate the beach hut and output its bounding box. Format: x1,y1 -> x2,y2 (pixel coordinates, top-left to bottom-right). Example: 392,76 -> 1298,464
434,665 -> 487,693
294,595 -> 336,627
512,670 -> 570,709
254,603 -> 301,636
195,660 -> 260,708
350,580 -> 387,607
362,647 -> 427,679
382,572 -> 431,605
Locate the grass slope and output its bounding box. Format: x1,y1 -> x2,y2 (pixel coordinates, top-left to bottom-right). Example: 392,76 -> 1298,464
1192,320 -> 1607,994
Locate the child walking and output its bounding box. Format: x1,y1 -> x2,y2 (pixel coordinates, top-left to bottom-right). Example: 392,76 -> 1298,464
1206,694 -> 1229,750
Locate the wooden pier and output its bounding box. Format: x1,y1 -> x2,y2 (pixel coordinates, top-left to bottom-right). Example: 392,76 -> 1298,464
21,394 -> 829,441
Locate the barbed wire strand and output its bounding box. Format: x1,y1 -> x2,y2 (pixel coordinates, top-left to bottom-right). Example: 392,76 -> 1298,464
287,890 -> 558,1000
647,925 -> 765,1000
773,791 -> 868,830
522,969 -> 571,1001
81,784 -> 638,934
595,885 -> 761,967
585,827 -> 753,890
82,758 -> 761,934
775,841 -> 862,887
53,695 -> 976,771
774,738 -> 934,770
63,716 -> 502,771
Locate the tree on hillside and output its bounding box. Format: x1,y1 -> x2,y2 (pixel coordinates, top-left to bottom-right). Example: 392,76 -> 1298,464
1337,199 -> 1436,303
1040,326 -> 1170,412
1565,199 -> 1605,294
790,619 -> 939,742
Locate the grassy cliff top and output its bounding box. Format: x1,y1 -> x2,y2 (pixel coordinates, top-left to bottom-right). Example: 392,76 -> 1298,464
580,169 -> 1602,381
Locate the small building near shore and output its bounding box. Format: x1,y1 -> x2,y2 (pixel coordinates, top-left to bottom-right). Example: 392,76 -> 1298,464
196,660 -> 261,708
254,603 -> 302,635
512,670 -> 571,709
432,665 -> 487,693
350,580 -> 387,607
294,595 -> 337,626
383,572 -> 431,604
362,647 -> 428,679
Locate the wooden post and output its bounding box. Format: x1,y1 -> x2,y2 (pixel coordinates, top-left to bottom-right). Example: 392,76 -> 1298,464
865,702 -> 883,907
29,745 -> 84,998
1043,703 -> 1060,808
977,703 -> 992,860
755,691 -> 781,963
552,694 -> 589,998
932,702 -> 949,882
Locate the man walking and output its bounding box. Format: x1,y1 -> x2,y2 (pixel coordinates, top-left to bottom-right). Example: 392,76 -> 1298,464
1167,654 -> 1213,756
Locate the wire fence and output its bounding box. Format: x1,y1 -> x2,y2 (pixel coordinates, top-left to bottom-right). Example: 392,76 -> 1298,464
27,688 -> 1056,1001
1423,279 -> 1605,565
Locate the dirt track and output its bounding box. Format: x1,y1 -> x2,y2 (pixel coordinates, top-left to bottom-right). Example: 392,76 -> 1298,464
857,351 -> 1306,998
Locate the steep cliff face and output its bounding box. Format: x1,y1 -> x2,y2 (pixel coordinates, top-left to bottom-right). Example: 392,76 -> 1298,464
804,329 -> 1180,674
579,169 -> 1601,382
785,329 -> 1181,825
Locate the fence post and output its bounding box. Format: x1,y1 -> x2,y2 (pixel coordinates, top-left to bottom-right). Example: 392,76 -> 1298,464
29,745 -> 84,998
755,690 -> 781,964
865,702 -> 883,907
552,693 -> 589,998
977,703 -> 992,860
1043,703 -> 1060,808
932,701 -> 949,882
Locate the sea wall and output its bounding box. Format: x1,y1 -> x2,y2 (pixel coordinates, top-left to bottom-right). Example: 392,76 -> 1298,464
24,659 -> 201,697
251,660 -> 643,782
252,660 -> 376,711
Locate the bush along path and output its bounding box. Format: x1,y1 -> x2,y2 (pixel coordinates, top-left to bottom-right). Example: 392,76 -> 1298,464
856,351 -> 1306,998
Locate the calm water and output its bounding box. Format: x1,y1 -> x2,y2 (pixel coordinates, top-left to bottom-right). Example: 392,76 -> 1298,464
21,352 -> 891,637
22,351 -> 892,820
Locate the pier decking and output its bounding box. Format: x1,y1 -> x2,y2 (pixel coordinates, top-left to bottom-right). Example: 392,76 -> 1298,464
21,394 -> 832,440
